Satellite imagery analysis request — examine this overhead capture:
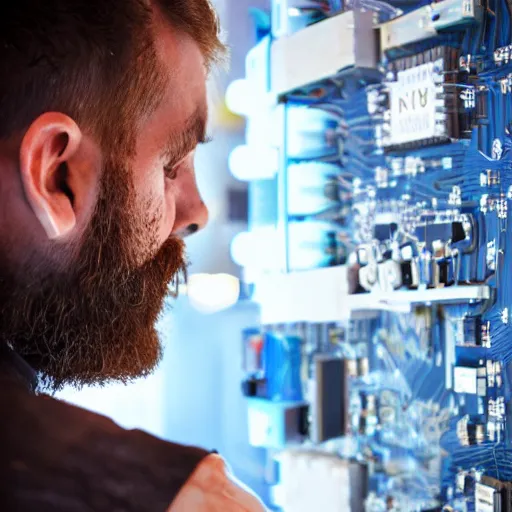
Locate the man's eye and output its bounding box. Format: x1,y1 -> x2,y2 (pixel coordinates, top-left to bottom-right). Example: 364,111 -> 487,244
164,163 -> 179,180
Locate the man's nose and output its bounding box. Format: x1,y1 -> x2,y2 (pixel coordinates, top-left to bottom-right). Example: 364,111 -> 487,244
172,171 -> 209,238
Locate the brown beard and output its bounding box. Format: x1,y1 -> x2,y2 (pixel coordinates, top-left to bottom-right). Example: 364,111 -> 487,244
0,158 -> 186,391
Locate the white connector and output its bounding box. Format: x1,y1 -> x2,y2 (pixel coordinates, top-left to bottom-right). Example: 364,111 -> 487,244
271,10 -> 377,95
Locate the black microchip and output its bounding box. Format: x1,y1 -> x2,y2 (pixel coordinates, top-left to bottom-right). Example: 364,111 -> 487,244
349,462 -> 369,512
452,221 -> 466,244
241,378 -> 267,398
401,261 -> 415,288
311,355 -> 349,443
384,46 -> 465,151
437,260 -> 450,286
414,222 -> 452,248
463,316 -> 482,346
374,224 -> 391,241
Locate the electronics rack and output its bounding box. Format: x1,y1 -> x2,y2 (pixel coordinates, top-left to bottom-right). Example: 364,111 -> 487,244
227,1 -> 512,510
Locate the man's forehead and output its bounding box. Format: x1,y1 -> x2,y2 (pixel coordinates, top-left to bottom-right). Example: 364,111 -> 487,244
133,10 -> 208,163
152,7 -> 207,80
150,21 -> 206,115
155,22 -> 207,120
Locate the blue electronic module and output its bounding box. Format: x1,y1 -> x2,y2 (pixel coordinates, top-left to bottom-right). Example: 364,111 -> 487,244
233,0 -> 512,510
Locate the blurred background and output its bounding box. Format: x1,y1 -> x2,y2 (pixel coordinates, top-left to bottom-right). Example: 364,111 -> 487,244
59,0 -> 272,504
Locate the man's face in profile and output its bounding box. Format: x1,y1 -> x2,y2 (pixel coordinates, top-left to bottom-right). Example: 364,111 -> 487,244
0,14 -> 211,390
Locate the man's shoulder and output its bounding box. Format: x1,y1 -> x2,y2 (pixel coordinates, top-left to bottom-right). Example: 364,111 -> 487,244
2,378 -> 208,463
1,380 -> 209,511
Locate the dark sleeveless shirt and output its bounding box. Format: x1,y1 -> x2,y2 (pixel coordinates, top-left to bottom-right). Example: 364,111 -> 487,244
0,343 -> 209,511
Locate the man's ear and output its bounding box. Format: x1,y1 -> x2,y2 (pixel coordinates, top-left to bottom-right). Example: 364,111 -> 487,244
19,112 -> 100,240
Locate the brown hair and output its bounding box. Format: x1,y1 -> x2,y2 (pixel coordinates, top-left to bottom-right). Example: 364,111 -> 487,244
0,0 -> 225,151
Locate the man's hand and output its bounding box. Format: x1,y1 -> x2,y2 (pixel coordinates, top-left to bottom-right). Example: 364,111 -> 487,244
168,454 -> 268,511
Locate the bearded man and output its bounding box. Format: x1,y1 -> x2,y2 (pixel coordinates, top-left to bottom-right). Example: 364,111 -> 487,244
0,1 -> 266,510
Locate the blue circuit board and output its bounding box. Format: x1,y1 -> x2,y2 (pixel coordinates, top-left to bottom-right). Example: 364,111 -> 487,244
239,1 -> 512,510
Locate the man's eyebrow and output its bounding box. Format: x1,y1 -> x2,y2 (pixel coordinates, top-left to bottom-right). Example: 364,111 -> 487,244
162,107 -> 211,164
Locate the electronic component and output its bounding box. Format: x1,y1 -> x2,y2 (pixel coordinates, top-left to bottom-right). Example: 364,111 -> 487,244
247,398 -> 309,449
380,0 -> 482,53
275,451 -> 368,512
453,366 -> 478,394
309,355 -> 350,443
271,10 -> 377,95
264,332 -> 303,401
271,0 -> 329,38
349,284 -> 490,313
462,316 -> 482,346
241,331 -> 304,401
242,328 -> 264,376
237,1 -> 512,509
475,482 -> 500,512
256,265 -> 351,324
383,47 -> 463,149
475,477 -> 512,512
456,415 -> 486,446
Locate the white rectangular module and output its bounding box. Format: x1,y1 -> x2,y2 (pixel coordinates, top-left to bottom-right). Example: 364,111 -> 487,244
475,482 -> 498,512
271,10 -> 377,95
349,285 -> 490,313
380,0 -> 481,53
256,265 -> 489,324
454,366 -> 478,394
256,266 -> 350,324
380,6 -> 436,52
275,450 -> 354,512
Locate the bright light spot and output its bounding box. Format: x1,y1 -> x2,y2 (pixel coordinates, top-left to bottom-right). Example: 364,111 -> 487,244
231,231 -> 259,267
228,144 -> 278,181
225,79 -> 251,116
187,273 -> 240,314
288,7 -> 302,17
231,228 -> 280,269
